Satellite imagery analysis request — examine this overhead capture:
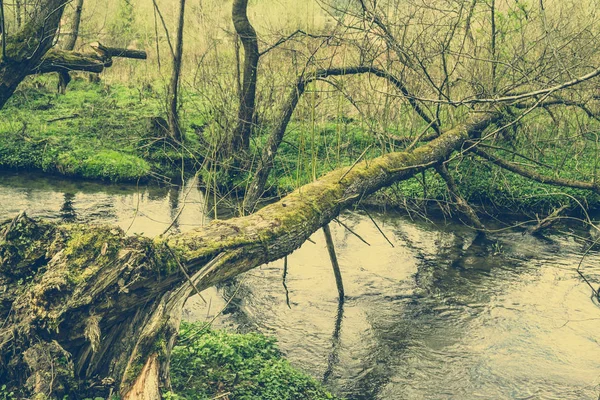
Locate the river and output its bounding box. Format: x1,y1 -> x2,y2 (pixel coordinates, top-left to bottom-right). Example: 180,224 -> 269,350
1,170 -> 599,399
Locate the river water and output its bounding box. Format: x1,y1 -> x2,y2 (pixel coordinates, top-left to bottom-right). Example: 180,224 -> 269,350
1,170 -> 599,399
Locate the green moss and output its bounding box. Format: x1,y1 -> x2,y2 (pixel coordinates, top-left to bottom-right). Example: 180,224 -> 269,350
0,78 -> 202,182
0,215 -> 56,279
62,225 -> 123,284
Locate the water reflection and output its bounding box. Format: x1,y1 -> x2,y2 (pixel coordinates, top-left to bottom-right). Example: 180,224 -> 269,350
191,213 -> 600,400
0,170 -> 208,237
1,170 -> 599,399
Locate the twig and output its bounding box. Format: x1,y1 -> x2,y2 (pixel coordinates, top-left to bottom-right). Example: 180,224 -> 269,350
259,29 -> 332,56
46,114 -> 80,123
338,145 -> 372,183
362,207 -> 394,247
282,256 -> 291,309
211,393 -> 232,400
165,244 -> 207,304
333,218 -> 370,246
406,120 -> 438,151
162,172 -> 200,236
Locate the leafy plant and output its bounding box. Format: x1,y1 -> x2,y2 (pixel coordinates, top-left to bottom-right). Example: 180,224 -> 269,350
167,324 -> 340,400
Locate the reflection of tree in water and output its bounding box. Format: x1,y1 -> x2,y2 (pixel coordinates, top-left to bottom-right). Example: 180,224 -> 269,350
199,215 -> 541,400
322,300 -> 344,384
168,186 -> 180,233
344,222 -> 538,399
60,193 -> 77,222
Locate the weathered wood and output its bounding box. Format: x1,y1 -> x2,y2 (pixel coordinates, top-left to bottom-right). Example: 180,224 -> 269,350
34,48 -> 108,74
32,44 -> 148,76
0,111 -> 500,399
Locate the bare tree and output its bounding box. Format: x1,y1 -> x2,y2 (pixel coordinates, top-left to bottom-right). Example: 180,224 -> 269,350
167,0 -> 186,143
231,0 -> 259,153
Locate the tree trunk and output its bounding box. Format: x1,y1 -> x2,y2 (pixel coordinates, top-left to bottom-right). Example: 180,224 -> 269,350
14,0 -> 21,28
63,0 -> 84,51
0,0 -> 6,60
167,0 -> 186,143
0,0 -> 69,110
0,111 -> 500,399
231,0 -> 259,153
58,0 -> 84,93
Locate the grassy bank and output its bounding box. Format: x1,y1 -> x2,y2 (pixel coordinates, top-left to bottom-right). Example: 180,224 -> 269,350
0,76 -> 205,182
2,78 -> 600,214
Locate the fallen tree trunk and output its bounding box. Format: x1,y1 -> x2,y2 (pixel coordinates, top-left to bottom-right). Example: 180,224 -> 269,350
0,111 -> 500,399
33,43 -> 148,75
30,43 -> 147,93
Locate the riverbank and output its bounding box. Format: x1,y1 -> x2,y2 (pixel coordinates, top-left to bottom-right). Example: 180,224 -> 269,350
2,77 -> 599,214
0,76 -> 205,182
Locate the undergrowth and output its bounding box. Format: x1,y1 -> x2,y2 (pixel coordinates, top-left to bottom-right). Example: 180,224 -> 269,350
165,323 -> 340,400
3,78 -> 600,214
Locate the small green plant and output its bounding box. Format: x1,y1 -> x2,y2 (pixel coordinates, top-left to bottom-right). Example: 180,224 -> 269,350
167,324 -> 340,400
0,385 -> 15,400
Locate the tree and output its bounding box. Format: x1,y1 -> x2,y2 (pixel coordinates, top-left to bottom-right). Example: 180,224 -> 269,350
63,0 -> 84,51
3,0 -> 600,398
167,0 -> 187,143
230,0 -> 259,153
0,0 -> 69,108
57,0 -> 85,93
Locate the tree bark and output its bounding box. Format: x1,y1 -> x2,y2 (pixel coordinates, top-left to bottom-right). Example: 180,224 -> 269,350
14,0 -> 21,28
29,43 -> 146,93
231,0 -> 259,152
0,0 -> 69,109
0,111 -> 500,399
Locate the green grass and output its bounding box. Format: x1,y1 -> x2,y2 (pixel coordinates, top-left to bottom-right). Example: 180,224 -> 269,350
166,323 -> 341,400
3,77 -> 600,214
0,76 -> 204,182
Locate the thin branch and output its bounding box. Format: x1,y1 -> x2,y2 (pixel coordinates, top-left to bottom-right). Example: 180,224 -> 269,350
259,29 -> 333,56
333,218 -> 371,246
473,148 -> 600,193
